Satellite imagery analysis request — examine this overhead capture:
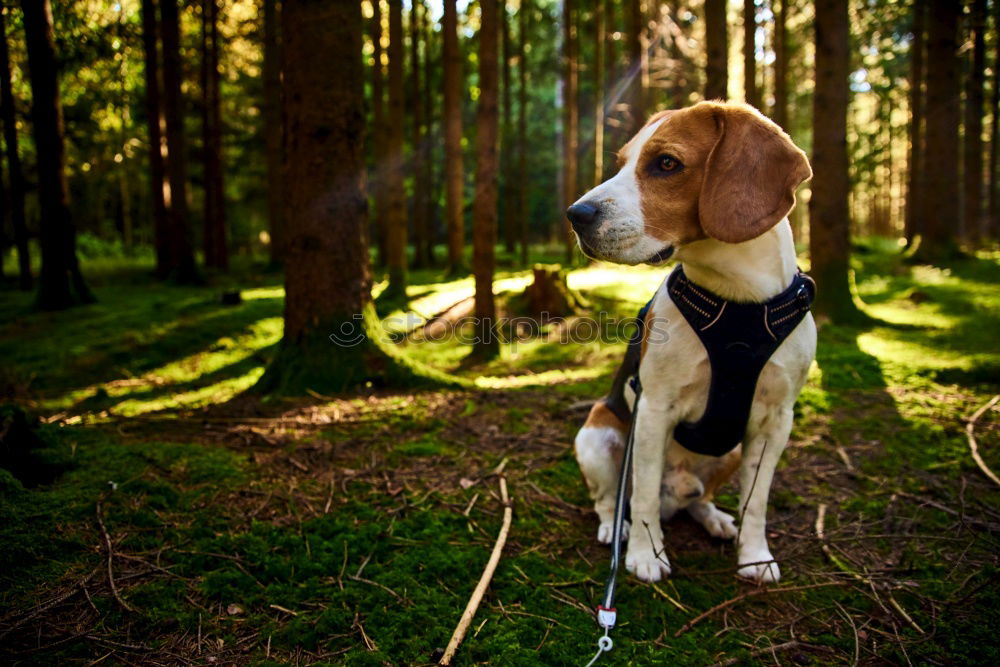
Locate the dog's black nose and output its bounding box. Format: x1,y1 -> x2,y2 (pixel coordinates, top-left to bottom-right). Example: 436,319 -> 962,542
566,202 -> 600,229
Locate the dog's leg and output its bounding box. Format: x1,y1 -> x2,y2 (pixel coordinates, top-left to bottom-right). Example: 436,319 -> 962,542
687,501 -> 737,539
736,406 -> 793,583
574,402 -> 628,543
624,393 -> 675,582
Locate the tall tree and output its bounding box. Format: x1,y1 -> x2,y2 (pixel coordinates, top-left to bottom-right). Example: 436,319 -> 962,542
258,0 -> 424,393
562,0 -> 578,264
370,0 -> 387,266
140,0 -> 170,278
501,2 -> 515,255
517,0 -> 530,264
989,5 -> 1000,238
201,0 -> 227,270
384,0 -> 408,297
472,0 -> 500,360
410,0 -> 430,268
810,0 -> 858,322
0,7 -> 30,290
160,0 -> 198,282
743,0 -> 758,108
263,0 -> 283,265
773,0 -> 788,128
625,0 -> 643,135
917,0 -> 961,262
22,0 -> 93,308
603,0 -> 617,157
904,0 -> 926,245
964,0 -> 987,244
443,0 -> 465,274
421,1 -> 437,265
704,0 -> 728,100
592,0 -> 604,188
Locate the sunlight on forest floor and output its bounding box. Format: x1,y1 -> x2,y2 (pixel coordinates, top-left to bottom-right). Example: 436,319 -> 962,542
2,241 -> 999,664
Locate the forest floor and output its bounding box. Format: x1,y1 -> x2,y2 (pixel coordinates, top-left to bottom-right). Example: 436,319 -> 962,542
1,241 -> 999,666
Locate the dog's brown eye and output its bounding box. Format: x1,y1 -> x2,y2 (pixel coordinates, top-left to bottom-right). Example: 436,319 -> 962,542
656,155 -> 682,173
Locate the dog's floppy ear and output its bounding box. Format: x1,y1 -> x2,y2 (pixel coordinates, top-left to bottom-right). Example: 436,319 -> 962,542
698,105 -> 812,244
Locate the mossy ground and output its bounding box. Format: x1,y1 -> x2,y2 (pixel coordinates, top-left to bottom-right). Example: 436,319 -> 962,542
1,241 -> 999,664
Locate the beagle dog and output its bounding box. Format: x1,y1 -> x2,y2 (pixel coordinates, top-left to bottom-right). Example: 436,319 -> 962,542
570,101 -> 815,583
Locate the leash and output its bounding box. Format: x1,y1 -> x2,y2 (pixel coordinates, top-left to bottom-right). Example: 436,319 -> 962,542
587,376 -> 642,665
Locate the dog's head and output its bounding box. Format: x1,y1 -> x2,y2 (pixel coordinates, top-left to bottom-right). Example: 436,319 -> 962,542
566,101 -> 812,265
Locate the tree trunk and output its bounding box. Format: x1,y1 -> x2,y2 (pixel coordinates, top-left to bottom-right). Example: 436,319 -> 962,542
917,0 -> 961,262
562,0 -> 578,265
443,0 -> 465,274
989,1 -> 1000,239
160,0 -> 198,282
472,0 -> 500,360
593,0 -> 604,188
518,0 -> 530,265
22,0 -> 93,309
140,0 -> 169,278
810,0 -> 858,323
904,0 -> 925,245
773,0 -> 788,129
384,0 -> 408,297
501,2 -> 515,255
264,0 -> 283,266
964,0 -> 986,244
0,8 -> 30,290
258,0 -> 430,394
201,0 -> 227,270
370,0 -> 388,267
421,2 -> 437,265
409,0 -> 429,268
704,0 -> 728,101
743,0 -> 758,108
603,0 -> 617,157
625,0 -> 643,136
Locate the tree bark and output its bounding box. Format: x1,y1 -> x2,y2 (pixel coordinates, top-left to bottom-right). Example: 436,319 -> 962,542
384,0 -> 408,296
904,0 -> 925,245
22,0 -> 93,309
0,8 -> 30,290
421,2 -> 437,265
472,0 -> 500,360
989,1 -> 1000,239
140,0 -> 169,278
501,2 -> 515,255
743,0 -> 758,108
704,0 -> 728,101
443,0 -> 465,274
593,0 -> 604,188
810,0 -> 858,323
625,0 -> 643,136
160,0 -> 198,282
517,0 -> 530,264
263,0 -> 283,266
917,0 -> 961,262
964,0 -> 986,244
562,0 -> 578,264
201,0 -> 227,270
409,0 -> 429,268
773,0 -> 788,128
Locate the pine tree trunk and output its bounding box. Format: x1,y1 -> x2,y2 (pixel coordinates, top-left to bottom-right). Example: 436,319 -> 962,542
472,0 -> 500,360
989,3 -> 1000,239
140,0 -> 169,278
517,0 -> 530,265
917,0 -> 961,262
562,0 -> 578,265
201,0 -> 227,270
743,0 -> 758,108
501,3 -> 515,255
443,0 -> 465,274
263,0 -> 283,266
810,0 -> 858,323
421,3 -> 437,265
603,0 -> 617,157
964,0 -> 986,245
904,0 -> 925,245
625,0 -> 643,135
0,9 -> 30,290
409,0 -> 429,269
22,0 -> 93,309
704,0 -> 728,101
593,0 -> 604,188
384,0 -> 408,296
773,0 -> 788,129
160,0 -> 198,282
370,0 -> 388,267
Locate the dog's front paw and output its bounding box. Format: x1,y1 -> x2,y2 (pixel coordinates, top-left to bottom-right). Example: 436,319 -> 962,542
625,545 -> 671,582
597,520 -> 630,544
701,508 -> 737,540
737,551 -> 780,583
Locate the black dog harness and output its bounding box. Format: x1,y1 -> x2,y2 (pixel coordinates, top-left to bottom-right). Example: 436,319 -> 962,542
604,266 -> 815,457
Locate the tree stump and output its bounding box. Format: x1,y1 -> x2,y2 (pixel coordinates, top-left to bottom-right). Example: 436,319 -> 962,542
520,264 -> 585,318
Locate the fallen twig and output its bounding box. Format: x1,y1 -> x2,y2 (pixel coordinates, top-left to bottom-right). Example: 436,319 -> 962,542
439,476 -> 513,665
966,395 -> 1000,488
709,640 -> 803,667
95,498 -> 135,613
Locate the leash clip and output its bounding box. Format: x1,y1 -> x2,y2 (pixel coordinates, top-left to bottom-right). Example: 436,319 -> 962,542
596,605 -> 617,629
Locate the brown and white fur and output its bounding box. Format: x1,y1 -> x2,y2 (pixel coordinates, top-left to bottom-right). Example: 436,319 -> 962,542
570,102 -> 816,584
